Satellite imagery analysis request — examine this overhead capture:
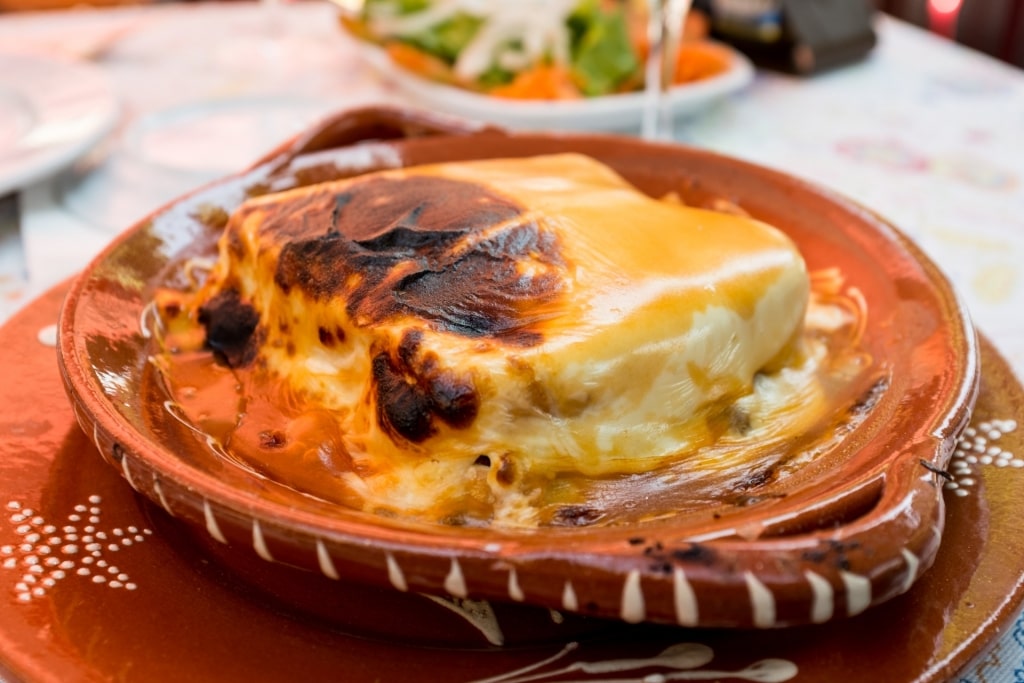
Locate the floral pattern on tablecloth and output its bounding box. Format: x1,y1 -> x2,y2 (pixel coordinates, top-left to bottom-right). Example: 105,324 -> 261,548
959,620 -> 1024,683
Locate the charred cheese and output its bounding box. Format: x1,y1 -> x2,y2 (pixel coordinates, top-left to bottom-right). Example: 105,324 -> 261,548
156,154 -> 839,527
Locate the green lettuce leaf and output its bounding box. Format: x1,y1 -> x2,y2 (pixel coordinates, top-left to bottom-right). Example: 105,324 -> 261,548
404,12 -> 483,64
365,0 -> 430,15
570,5 -> 639,96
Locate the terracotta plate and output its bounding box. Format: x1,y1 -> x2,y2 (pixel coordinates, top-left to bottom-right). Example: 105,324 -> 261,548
3,285 -> 1023,681
57,108 -> 978,629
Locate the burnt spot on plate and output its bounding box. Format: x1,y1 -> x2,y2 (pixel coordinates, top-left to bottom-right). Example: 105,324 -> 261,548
801,539 -> 862,571
918,459 -> 953,481
270,175 -> 567,346
850,376 -> 889,418
672,544 -> 717,566
550,505 -> 604,527
259,430 -> 287,449
637,542 -> 718,574
728,492 -> 788,507
734,465 -> 778,491
649,561 -> 674,575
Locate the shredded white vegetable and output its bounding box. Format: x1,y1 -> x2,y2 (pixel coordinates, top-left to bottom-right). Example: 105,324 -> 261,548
368,0 -> 580,80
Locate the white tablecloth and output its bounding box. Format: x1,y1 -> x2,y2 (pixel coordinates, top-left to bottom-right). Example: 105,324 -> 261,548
1,4 -> 1023,681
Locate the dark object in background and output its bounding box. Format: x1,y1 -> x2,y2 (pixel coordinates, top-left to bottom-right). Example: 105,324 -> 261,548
697,0 -> 877,74
878,0 -> 1024,68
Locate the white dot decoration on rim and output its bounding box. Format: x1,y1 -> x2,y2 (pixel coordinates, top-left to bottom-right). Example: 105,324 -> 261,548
947,418 -> 1020,498
1,497 -> 152,602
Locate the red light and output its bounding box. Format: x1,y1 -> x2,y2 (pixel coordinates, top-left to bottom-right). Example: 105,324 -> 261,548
929,0 -> 962,15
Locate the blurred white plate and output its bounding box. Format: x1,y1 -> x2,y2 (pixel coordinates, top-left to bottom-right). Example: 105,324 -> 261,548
59,96 -> 341,233
355,41 -> 754,131
0,53 -> 118,196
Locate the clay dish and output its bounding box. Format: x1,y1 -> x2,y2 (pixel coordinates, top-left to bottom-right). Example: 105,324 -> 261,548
57,106 -> 978,630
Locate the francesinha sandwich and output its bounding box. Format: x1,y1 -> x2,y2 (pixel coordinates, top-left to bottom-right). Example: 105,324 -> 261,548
154,153 -> 850,527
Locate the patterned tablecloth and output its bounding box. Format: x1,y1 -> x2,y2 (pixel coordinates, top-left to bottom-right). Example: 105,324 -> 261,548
0,4 -> 1022,681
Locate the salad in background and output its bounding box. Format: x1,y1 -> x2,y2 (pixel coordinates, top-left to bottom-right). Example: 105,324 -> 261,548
342,0 -> 733,100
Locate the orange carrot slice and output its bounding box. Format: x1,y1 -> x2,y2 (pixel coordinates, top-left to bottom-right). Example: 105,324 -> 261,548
674,41 -> 732,84
488,65 -> 582,100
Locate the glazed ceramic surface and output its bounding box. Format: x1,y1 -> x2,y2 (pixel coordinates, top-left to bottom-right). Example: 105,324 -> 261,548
57,108 -> 978,629
3,285 -> 1023,682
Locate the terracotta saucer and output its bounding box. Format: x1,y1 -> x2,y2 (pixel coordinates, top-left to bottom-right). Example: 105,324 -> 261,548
56,107 -> 979,630
2,284 -> 1023,681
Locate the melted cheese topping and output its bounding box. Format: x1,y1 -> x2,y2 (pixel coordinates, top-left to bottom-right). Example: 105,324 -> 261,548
153,154 -> 870,528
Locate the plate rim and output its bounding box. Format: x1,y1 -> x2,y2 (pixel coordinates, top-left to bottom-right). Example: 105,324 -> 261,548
0,51 -> 119,197
56,110 -> 980,630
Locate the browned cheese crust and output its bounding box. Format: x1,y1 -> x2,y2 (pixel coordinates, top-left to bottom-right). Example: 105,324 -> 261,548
200,174 -> 570,444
